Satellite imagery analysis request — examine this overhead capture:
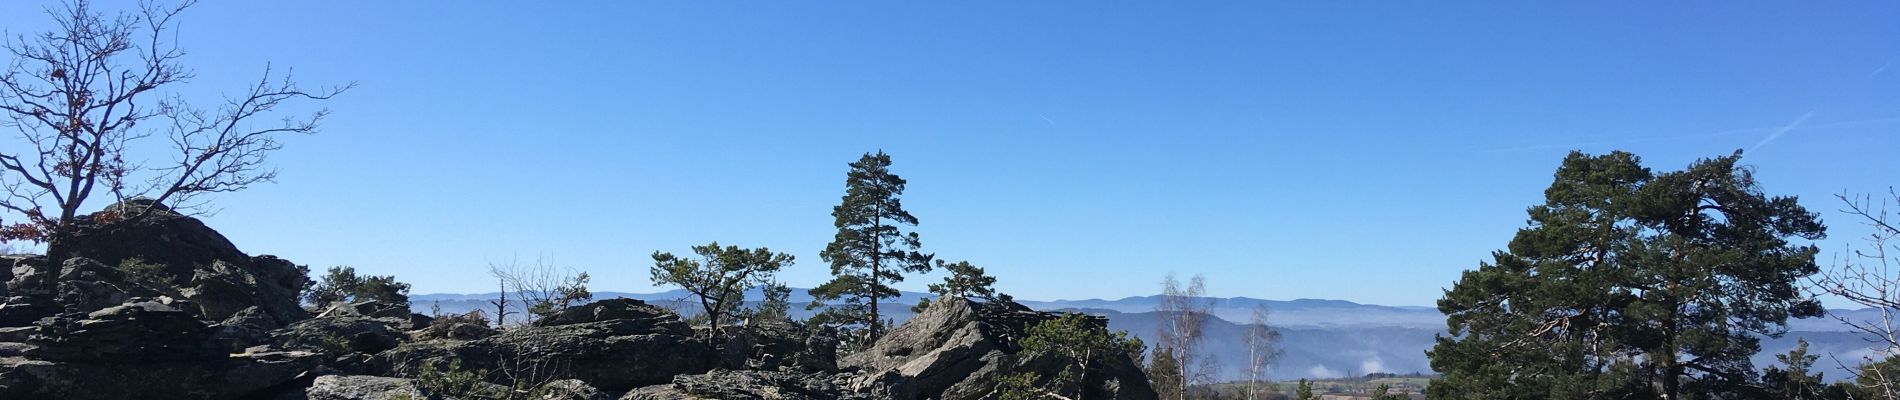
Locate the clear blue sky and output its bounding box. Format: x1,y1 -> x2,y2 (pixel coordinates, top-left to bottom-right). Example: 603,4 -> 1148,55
2,1 -> 1896,307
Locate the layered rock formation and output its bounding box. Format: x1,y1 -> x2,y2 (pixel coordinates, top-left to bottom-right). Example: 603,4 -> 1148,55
0,201 -> 1159,399
842,299 -> 1158,400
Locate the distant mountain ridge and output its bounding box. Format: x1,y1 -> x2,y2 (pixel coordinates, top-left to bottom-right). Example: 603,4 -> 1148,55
412,289 -> 1887,381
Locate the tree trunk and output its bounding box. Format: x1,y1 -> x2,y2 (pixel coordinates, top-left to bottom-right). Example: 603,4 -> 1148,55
869,193 -> 883,341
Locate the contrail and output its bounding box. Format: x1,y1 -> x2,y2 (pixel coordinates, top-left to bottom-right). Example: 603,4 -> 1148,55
1872,60 -> 1895,79
1751,109 -> 1818,151
1483,115 -> 1900,153
1038,114 -> 1055,126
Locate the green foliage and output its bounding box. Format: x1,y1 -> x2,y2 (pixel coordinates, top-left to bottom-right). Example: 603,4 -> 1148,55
751,280 -> 793,324
923,259 -> 1011,310
116,257 -> 173,292
526,271 -> 591,319
1851,355 -> 1900,399
311,333 -> 353,356
995,372 -> 1045,400
431,310 -> 491,330
1021,313 -> 1145,399
306,266 -> 411,306
357,274 -> 412,304
417,360 -> 498,399
1146,344 -> 1185,400
652,242 -> 794,331
810,151 -> 934,341
1370,383 -> 1408,400
1429,150 -> 1827,399
1760,339 -> 1844,400
1295,379 -> 1315,400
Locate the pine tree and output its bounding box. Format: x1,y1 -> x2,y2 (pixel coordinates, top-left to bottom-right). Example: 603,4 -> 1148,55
1147,345 -> 1186,400
1295,379 -> 1315,400
1429,150 -> 1827,399
1762,339 -> 1834,399
1021,313 -> 1145,400
809,151 -> 933,341
916,260 -> 1011,312
652,242 -> 795,333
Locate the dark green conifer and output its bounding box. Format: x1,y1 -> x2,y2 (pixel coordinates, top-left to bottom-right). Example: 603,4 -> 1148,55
809,151 -> 933,341
1429,150 -> 1827,399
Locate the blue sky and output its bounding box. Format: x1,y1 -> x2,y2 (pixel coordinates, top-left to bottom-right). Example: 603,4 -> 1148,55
2,1 -> 1896,307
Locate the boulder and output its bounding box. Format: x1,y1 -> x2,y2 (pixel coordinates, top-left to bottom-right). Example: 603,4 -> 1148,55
184,257 -> 311,324
531,298 -> 675,328
5,259 -> 52,298
0,348 -> 321,399
533,379 -> 612,400
212,306 -> 282,352
0,297 -> 58,327
711,324 -> 838,373
619,370 -> 870,400
317,300 -> 412,320
58,199 -> 247,282
274,315 -> 409,356
413,320 -> 499,341
304,375 -> 427,400
375,299 -> 717,393
840,299 -> 1157,400
28,298 -> 223,362
53,257 -> 161,314
59,200 -> 310,326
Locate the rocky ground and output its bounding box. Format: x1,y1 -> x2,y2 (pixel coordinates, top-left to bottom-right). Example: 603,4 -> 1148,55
0,202 -> 1157,400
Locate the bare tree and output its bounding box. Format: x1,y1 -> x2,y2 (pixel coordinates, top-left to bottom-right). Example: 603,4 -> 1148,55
488,256 -> 591,327
0,0 -> 348,255
1813,188 -> 1900,399
486,272 -> 513,328
1241,304 -> 1282,400
1156,273 -> 1216,398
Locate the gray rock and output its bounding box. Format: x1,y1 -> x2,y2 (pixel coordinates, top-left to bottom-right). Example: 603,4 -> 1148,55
0,297 -> 55,327
531,298 -> 680,328
318,300 -> 413,321
376,299 -> 717,393
841,299 -> 1157,400
531,379 -> 611,400
413,320 -> 499,341
618,370 -> 871,400
274,315 -> 409,356
305,375 -> 427,400
214,306 -> 283,352
0,348 -> 321,399
59,200 -> 311,326
711,325 -> 837,373
53,257 -> 160,314
29,298 -> 225,362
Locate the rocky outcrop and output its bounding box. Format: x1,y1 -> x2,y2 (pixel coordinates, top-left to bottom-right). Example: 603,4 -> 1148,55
0,299 -> 321,399
375,298 -> 718,393
55,200 -> 310,326
534,379 -> 614,400
305,375 -> 427,400
276,315 -> 410,356
183,255 -> 311,324
0,203 -> 329,398
619,369 -> 871,400
28,299 -> 222,361
59,199 -> 249,282
413,319 -> 499,341
711,324 -> 838,373
842,299 -> 1157,400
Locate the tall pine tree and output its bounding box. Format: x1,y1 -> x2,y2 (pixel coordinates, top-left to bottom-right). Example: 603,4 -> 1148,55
1429,150 -> 1826,399
809,151 -> 933,341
